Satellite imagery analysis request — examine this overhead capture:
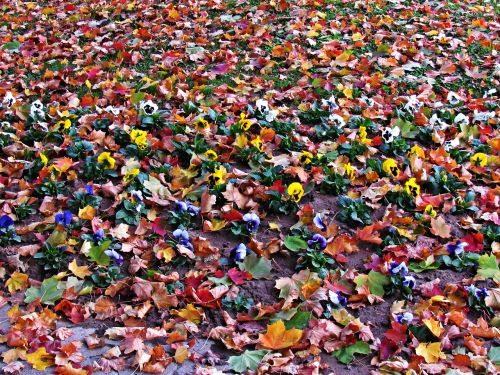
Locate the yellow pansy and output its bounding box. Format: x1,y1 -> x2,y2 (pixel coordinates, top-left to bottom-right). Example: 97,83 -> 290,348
204,150 -> 218,161
359,126 -> 371,145
409,144 -> 425,159
424,204 -> 437,218
287,182 -> 304,203
130,129 -> 148,147
299,151 -> 313,165
195,118 -> 210,131
49,164 -> 62,176
405,178 -> 420,198
470,153 -> 488,167
343,163 -> 356,180
238,113 -> 252,131
208,167 -> 225,185
97,152 -> 116,169
250,136 -> 264,151
382,158 -> 400,178
56,119 -> 71,130
123,168 -> 140,183
40,153 -> 48,166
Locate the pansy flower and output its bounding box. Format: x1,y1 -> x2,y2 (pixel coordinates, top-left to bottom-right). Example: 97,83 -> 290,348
429,113 -> 449,131
466,285 -> 488,300
204,149 -> 218,161
174,200 -> 200,216
443,138 -> 460,152
104,248 -> 123,266
322,94 -> 339,111
343,163 -> 356,180
195,118 -> 210,131
402,276 -> 416,288
446,240 -> 467,256
85,184 -> 94,195
243,213 -> 260,233
173,228 -> 193,250
230,243 -> 247,262
97,152 -> 116,169
329,113 -> 345,128
93,229 -> 105,243
381,126 -> 400,143
382,158 -> 400,178
453,113 -> 469,127
255,99 -> 270,113
40,153 -> 48,166
55,210 -> 73,227
2,91 -> 16,108
250,136 -> 264,151
299,151 -> 313,165
313,213 -> 327,231
308,233 -> 327,250
473,110 -> 495,123
123,168 -> 140,183
55,118 -> 72,130
358,126 -> 370,145
238,113 -> 252,131
208,167 -> 225,185
408,144 -> 425,159
405,178 -> 420,198
140,100 -> 158,115
130,129 -> 148,148
395,312 -> 413,324
30,100 -> 44,118
446,91 -> 462,105
470,153 -> 488,167
328,290 -> 347,307
389,261 -> 408,276
403,95 -> 422,113
0,215 -> 14,230
424,204 -> 437,218
287,182 -> 304,203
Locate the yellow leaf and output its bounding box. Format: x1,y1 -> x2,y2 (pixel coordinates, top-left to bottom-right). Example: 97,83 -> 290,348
352,32 -> 363,41
415,342 -> 446,363
5,272 -> 29,294
234,133 -> 248,148
174,346 -> 189,364
259,320 -> 303,350
423,318 -> 444,338
156,246 -> 176,263
269,222 -> 281,231
343,87 -> 353,99
78,205 -> 96,220
26,348 -> 55,371
178,304 -> 203,324
68,259 -> 92,279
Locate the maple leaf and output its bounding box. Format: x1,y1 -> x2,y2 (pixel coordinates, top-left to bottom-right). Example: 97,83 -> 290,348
228,350 -> 269,373
415,342 -> 446,363
259,320 -> 303,350
423,318 -> 444,338
6,272 -> 29,294
177,304 -> 203,324
430,216 -> 451,238
26,348 -> 55,371
68,259 -> 92,279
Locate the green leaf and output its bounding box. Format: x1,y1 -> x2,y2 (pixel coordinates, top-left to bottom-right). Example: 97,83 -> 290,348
284,310 -> 312,330
87,240 -> 111,266
477,254 -> 500,282
130,92 -> 146,104
284,236 -> 308,252
333,341 -> 370,364
25,277 -> 64,305
239,255 -> 272,279
2,40 -> 21,51
488,346 -> 500,365
367,271 -> 389,297
228,350 -> 269,373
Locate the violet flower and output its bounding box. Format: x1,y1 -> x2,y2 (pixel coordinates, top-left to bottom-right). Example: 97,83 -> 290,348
243,213 -> 260,233
55,210 -> 73,227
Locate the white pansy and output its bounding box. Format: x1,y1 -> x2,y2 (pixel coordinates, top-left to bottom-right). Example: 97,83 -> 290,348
453,113 -> 469,127
2,92 -> 16,108
381,126 -> 400,143
265,109 -> 278,122
30,100 -> 44,118
329,113 -> 345,128
446,91 -> 462,105
360,95 -> 375,107
473,110 -> 495,123
322,94 -> 339,111
429,113 -> 449,131
140,100 -> 158,116
255,99 -> 270,113
404,95 -> 422,113
105,106 -> 121,115
444,138 -> 460,152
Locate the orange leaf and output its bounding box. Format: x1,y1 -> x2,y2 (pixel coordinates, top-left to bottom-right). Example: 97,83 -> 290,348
259,320 -> 303,350
430,216 -> 451,238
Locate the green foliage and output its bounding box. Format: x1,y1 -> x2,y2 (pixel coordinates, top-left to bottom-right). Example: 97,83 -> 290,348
337,196 -> 372,226
228,350 -> 269,373
34,243 -> 68,272
333,341 -> 370,364
25,277 -> 64,305
239,254 -> 272,279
